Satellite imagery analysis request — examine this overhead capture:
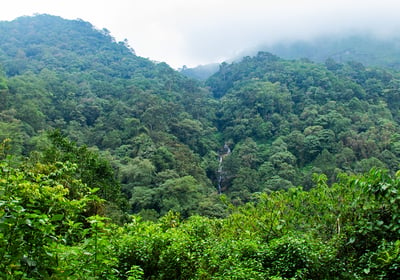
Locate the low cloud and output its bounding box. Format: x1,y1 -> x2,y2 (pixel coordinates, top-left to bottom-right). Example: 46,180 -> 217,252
2,0 -> 400,68
169,0 -> 400,67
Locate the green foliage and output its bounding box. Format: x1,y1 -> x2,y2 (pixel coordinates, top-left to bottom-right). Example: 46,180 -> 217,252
3,14 -> 400,280
261,235 -> 324,279
0,157 -> 101,278
0,15 -> 219,214
2,136 -> 400,279
54,216 -> 123,279
3,14 -> 400,211
111,169 -> 400,279
206,51 -> 400,193
39,130 -> 127,214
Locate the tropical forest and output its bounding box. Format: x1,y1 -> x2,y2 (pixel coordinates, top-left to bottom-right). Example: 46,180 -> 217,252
2,14 -> 400,279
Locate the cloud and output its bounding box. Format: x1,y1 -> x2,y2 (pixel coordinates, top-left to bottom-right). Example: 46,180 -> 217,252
170,0 -> 400,66
1,0 -> 400,68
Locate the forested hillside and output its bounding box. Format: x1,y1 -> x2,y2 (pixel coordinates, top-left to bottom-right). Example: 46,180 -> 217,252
2,14 -> 400,213
206,52 -> 400,202
1,15 -> 400,279
0,14 -> 223,218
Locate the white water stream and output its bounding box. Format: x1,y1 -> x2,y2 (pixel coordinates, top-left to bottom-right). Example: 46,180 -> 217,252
217,143 -> 231,194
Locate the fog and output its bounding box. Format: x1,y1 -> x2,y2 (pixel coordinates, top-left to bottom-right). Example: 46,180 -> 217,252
1,0 -> 400,68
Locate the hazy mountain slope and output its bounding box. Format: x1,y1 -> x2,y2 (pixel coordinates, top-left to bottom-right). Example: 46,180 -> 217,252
259,34 -> 400,69
0,14 -> 222,217
183,34 -> 400,81
180,63 -> 220,80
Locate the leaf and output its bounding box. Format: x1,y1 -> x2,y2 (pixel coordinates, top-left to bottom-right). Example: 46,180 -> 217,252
90,187 -> 100,194
51,214 -> 64,221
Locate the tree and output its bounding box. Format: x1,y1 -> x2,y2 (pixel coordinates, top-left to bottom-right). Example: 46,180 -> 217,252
0,157 -> 101,278
0,73 -> 8,111
158,176 -> 203,217
40,130 -> 127,211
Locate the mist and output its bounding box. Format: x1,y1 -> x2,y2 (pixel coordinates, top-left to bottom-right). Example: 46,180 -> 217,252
1,0 -> 400,68
172,0 -> 400,67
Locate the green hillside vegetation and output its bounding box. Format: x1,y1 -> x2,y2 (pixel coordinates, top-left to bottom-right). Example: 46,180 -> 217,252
2,147 -> 400,279
207,52 -> 400,202
1,14 -> 400,278
0,14 -> 223,218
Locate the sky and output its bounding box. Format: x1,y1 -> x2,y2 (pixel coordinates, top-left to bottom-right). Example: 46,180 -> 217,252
1,0 -> 400,68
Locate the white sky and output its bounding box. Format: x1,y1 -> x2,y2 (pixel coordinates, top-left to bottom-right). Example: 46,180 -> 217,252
1,0 -> 400,68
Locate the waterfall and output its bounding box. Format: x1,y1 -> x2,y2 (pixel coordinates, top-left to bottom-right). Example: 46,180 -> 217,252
217,155 -> 223,194
217,143 -> 231,194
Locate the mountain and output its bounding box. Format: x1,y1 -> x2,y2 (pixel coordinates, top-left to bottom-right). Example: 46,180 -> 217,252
180,63 -> 220,80
184,34 -> 400,81
2,15 -> 400,279
2,14 -> 400,213
0,14 -> 223,218
206,51 -> 400,200
252,34 -> 400,69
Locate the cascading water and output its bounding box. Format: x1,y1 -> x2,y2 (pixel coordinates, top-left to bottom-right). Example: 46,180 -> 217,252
217,143 -> 231,194
217,156 -> 223,194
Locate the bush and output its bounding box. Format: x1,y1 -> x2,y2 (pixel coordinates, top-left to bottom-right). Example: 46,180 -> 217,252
260,235 -> 335,279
